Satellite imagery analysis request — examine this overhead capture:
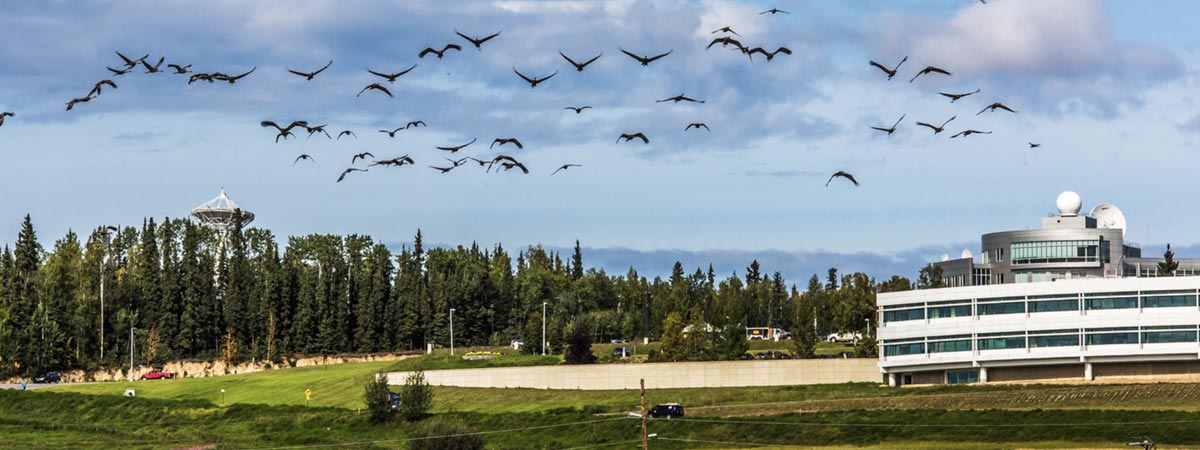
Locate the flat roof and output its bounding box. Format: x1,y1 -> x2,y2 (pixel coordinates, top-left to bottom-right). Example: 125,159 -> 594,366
878,276 -> 1200,307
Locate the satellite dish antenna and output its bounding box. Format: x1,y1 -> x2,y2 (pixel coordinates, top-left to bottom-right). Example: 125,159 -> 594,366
941,253 -> 950,262
960,249 -> 973,259
1089,203 -> 1126,238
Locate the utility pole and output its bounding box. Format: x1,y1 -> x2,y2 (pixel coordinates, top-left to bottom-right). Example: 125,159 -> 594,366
449,308 -> 456,356
541,302 -> 547,356
99,226 -> 114,360
641,379 -> 648,450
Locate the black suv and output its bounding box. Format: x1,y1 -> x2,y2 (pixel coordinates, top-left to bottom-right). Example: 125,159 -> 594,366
648,403 -> 684,419
34,372 -> 61,384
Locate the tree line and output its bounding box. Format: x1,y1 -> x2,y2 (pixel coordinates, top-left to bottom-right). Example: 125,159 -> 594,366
0,214 -> 938,377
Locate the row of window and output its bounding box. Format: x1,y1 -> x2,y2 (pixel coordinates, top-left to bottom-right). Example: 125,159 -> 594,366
882,327 -> 1200,357
1010,240 -> 1105,265
882,291 -> 1200,323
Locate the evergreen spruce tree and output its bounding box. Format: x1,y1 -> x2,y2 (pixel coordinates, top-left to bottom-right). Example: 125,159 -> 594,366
1159,244 -> 1180,277
570,240 -> 583,281
11,215 -> 42,373
563,322 -> 596,364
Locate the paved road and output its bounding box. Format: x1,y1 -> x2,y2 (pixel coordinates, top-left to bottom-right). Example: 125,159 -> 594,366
0,382 -> 87,391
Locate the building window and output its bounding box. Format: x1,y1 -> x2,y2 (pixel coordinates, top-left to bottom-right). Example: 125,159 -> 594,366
1143,330 -> 1197,344
929,339 -> 971,353
947,370 -> 979,384
1085,331 -> 1138,346
928,305 -> 971,319
1010,240 -> 1101,265
882,308 -> 924,323
1084,297 -> 1137,310
978,302 -> 1025,316
1029,298 -> 1078,313
978,336 -> 1026,350
1029,334 -> 1079,348
1142,294 -> 1198,309
883,342 -> 925,356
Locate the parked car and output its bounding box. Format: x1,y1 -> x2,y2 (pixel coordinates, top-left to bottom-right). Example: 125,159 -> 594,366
33,372 -> 61,384
612,347 -> 631,357
648,403 -> 684,419
754,350 -> 791,360
610,339 -> 629,344
140,369 -> 175,380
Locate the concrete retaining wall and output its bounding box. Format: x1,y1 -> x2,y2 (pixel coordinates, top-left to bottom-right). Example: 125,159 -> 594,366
386,359 -> 880,390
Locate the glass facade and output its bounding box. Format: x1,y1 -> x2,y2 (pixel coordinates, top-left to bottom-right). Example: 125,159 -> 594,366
1142,330 -> 1196,344
1085,296 -> 1137,310
1029,298 -> 1078,313
882,308 -> 924,323
978,302 -> 1024,315
947,370 -> 979,384
1010,240 -> 1104,265
1085,330 -> 1138,346
929,339 -> 971,353
928,305 -> 971,319
1029,334 -> 1079,348
884,342 -> 924,356
1142,294 -> 1198,309
978,336 -> 1025,350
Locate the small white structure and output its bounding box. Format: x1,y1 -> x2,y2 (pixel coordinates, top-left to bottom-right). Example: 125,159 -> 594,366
191,189 -> 255,236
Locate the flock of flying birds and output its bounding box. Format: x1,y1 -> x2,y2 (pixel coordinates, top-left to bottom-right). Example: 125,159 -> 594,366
0,4 -> 1029,187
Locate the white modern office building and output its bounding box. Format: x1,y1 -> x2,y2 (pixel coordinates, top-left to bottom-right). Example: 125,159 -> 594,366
878,192 -> 1200,385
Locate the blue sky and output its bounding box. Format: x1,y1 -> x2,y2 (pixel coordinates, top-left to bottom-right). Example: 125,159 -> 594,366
0,0 -> 1197,281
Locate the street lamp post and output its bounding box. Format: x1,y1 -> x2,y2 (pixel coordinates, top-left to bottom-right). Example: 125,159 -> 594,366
449,308 -> 456,356
128,326 -> 136,382
99,226 -> 114,360
541,302 -> 547,356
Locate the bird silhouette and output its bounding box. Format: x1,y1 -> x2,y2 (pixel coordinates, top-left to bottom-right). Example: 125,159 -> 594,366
513,68 -> 558,88
260,120 -> 309,143
560,51 -> 603,72
0,112 -> 13,128
446,156 -> 470,167
436,138 -> 476,153
216,67 -> 255,84
552,164 -> 581,175
491,138 -> 524,149
870,114 -> 905,135
760,7 -> 790,14
358,83 -> 393,98
746,47 -> 791,62
617,132 -> 649,144
707,37 -> 745,51
939,89 -> 980,103
430,165 -> 455,174
455,30 -> 501,50
977,102 -> 1017,115
684,123 -> 710,131
107,66 -> 134,76
711,26 -> 741,36
868,56 -> 907,80
914,116 -> 955,135
379,127 -> 405,138
620,48 -> 672,67
304,124 -> 331,139
337,168 -> 367,182
909,65 -> 951,83
950,129 -> 991,138
115,51 -> 148,68
406,120 -> 426,129
657,93 -> 704,104
419,44 -> 463,59
352,152 -> 375,164
367,65 -> 417,83
294,154 -> 315,165
168,63 -> 191,74
337,130 -> 357,140
141,56 -> 165,73
564,106 -> 592,113
187,73 -> 213,84
371,155 -> 415,167
87,80 -> 118,97
288,60 -> 333,80
488,155 -> 529,174
826,171 -> 859,187
1029,142 -> 1041,148
65,94 -> 97,111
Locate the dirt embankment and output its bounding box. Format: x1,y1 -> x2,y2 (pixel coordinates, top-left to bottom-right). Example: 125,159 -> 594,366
5,352 -> 421,384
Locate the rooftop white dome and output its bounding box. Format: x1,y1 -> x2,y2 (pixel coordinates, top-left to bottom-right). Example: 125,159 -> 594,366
1056,191 -> 1082,217
960,249 -> 973,259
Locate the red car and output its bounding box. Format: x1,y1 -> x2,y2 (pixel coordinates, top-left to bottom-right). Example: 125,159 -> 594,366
140,369 -> 174,380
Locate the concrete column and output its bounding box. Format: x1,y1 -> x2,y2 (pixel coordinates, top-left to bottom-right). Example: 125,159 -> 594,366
887,372 -> 898,387
979,367 -> 988,383
1084,362 -> 1094,381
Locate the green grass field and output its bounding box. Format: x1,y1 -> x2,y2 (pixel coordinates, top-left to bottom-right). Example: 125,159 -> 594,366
23,353 -> 1200,448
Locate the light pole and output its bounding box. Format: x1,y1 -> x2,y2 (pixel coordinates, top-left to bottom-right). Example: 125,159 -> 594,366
541,302 -> 547,356
99,226 -> 115,360
128,326 -> 136,382
449,308 -> 456,356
